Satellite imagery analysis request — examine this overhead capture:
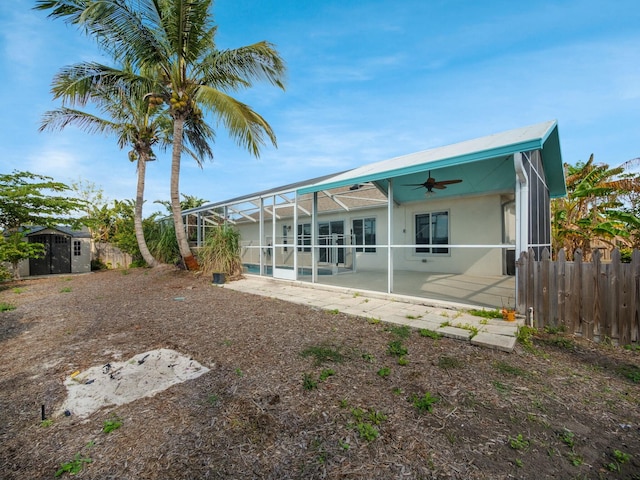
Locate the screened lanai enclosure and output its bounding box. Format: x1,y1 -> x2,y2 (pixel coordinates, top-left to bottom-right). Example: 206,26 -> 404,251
183,121 -> 565,309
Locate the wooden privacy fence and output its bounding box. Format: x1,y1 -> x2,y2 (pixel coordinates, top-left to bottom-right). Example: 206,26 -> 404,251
516,248 -> 640,345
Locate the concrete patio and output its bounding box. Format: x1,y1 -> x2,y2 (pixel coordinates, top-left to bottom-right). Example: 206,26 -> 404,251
222,274 -> 523,352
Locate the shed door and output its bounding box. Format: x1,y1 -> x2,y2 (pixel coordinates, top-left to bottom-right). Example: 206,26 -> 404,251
29,234 -> 72,275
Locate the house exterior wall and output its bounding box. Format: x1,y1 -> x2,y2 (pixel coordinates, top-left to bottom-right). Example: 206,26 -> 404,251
236,192 -> 511,277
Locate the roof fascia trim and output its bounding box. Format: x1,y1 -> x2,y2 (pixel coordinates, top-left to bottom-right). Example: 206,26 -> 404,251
298,139 -> 544,195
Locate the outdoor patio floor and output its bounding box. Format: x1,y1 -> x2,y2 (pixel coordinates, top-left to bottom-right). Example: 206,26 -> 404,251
298,269 -> 517,310
223,274 -> 522,352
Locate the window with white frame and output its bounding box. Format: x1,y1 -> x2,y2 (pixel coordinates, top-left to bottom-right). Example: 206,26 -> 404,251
297,223 -> 311,252
352,217 -> 376,253
415,211 -> 449,254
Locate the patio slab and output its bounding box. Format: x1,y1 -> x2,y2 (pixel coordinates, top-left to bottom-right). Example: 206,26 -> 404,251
223,275 -> 519,352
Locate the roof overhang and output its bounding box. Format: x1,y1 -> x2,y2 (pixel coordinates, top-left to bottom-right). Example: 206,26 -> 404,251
298,120 -> 566,198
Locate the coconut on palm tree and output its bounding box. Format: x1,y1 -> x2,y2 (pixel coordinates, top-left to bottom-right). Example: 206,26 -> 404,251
36,0 -> 287,270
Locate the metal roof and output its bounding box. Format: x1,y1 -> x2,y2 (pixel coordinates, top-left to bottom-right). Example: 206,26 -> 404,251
184,120 -> 565,217
298,120 -> 565,197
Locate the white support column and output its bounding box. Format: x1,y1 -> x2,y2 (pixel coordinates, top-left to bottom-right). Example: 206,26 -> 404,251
259,197 -> 265,275
387,179 -> 394,294
514,152 -> 530,258
312,192 -> 318,283
196,212 -> 202,246
514,152 -> 529,308
272,195 -> 277,273
293,192 -> 299,279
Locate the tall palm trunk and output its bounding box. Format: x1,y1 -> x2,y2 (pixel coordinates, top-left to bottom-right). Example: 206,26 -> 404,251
170,116 -> 200,270
135,155 -> 159,267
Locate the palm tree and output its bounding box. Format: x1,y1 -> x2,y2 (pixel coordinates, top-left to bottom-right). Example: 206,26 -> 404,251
39,65 -> 171,267
36,0 -> 287,270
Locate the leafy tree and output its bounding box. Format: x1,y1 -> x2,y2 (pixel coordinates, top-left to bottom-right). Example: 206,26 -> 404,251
36,0 -> 287,271
552,155 -> 640,260
0,171 -> 86,278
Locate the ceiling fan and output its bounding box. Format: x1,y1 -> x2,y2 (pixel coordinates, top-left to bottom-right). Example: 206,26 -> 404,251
404,171 -> 462,192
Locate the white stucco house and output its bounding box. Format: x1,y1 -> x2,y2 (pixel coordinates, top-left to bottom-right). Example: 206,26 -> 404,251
182,120 -> 565,308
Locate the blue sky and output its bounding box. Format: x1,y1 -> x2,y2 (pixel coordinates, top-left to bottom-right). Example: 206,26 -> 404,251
1,0 -> 639,215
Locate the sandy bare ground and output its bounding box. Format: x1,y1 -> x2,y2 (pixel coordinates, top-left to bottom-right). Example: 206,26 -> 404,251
0,267 -> 639,479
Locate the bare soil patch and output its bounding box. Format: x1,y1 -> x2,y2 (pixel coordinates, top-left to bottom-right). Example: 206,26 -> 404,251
0,268 -> 638,479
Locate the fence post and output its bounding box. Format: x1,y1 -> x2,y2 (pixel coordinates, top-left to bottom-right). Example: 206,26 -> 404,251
628,249 -> 640,344
592,249 -> 602,342
541,248 -> 551,328
610,248 -> 621,343
557,249 -> 567,328
527,248 -> 536,323
572,249 -> 583,337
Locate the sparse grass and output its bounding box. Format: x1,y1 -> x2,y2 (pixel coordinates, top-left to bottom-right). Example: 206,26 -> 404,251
319,368 -> 335,381
387,340 -> 408,357
12,287 -> 25,294
349,407 -> 387,442
623,343 -> 640,352
207,394 -> 219,406
55,441 -> 94,477
303,373 -> 318,390
544,324 -> 566,334
0,302 -> 16,312
419,328 -> 442,339
605,449 -> 631,472
560,429 -> 575,448
468,308 -> 503,319
367,317 -> 380,324
40,419 -> 54,427
517,325 -> 537,350
439,320 -> 451,327
545,336 -> 575,349
437,355 -> 463,369
411,392 -> 439,413
328,308 -> 340,315
405,314 -> 422,320
60,287 -> 72,293
615,364 -> 640,383
102,416 -> 122,433
495,360 -> 528,377
397,356 -> 409,366
377,366 -> 391,378
355,422 -> 379,441
493,380 -> 511,395
508,434 -> 530,450
301,345 -> 345,365
454,323 -> 479,338
388,324 -> 411,339
361,352 -> 375,363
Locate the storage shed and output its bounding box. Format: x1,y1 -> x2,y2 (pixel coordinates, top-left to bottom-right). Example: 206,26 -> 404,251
18,226 -> 92,277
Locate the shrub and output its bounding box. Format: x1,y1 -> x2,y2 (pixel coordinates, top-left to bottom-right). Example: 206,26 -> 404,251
198,225 -> 242,276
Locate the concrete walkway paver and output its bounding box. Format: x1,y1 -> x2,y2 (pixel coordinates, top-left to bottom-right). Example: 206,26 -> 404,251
222,275 -> 522,352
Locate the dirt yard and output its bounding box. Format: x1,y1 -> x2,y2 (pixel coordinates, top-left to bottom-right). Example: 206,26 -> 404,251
0,267 -> 638,479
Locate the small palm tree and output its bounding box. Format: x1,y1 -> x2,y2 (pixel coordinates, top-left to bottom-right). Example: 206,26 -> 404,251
39,65 -> 170,267
37,0 -> 287,270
